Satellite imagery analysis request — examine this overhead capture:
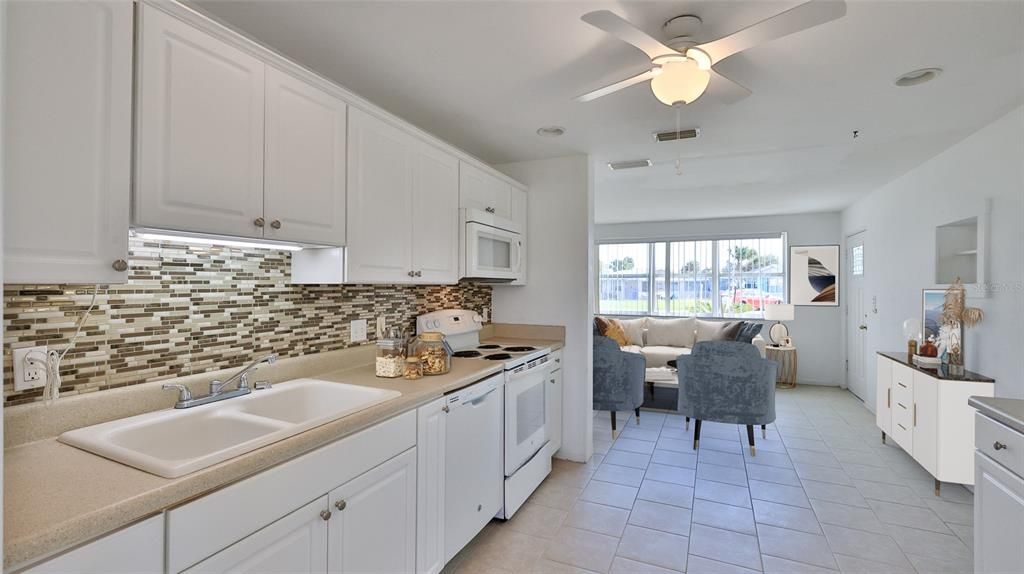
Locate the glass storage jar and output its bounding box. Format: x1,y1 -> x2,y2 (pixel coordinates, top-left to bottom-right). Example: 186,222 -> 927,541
375,338 -> 406,378
403,356 -> 423,380
412,332 -> 451,376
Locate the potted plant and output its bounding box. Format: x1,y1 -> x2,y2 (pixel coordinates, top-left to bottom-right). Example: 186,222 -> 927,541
940,277 -> 984,376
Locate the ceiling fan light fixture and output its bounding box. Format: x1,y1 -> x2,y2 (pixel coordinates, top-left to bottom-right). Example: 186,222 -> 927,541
650,65 -> 663,77
650,59 -> 710,106
685,47 -> 712,70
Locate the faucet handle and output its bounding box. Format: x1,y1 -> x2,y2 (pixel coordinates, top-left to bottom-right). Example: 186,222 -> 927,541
162,383 -> 192,403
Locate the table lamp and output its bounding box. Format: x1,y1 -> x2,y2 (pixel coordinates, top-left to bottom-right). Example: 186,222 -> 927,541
764,303 -> 795,347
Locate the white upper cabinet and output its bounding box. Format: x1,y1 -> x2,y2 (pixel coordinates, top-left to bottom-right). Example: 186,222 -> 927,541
411,144 -> 460,284
135,3 -> 266,238
346,108 -> 415,283
345,108 -> 459,284
264,67 -> 347,246
459,161 -> 513,219
3,0 -> 132,284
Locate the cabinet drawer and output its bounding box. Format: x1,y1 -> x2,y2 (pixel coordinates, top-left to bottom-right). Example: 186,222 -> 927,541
977,413 -> 1024,478
891,410 -> 914,452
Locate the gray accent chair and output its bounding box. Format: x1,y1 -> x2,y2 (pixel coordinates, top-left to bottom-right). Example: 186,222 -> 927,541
593,333 -> 646,431
676,341 -> 778,455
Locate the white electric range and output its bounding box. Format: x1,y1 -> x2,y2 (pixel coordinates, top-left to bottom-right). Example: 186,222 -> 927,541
417,309 -> 554,519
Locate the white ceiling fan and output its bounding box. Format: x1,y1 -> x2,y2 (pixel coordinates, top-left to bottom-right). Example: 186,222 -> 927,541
577,0 -> 847,106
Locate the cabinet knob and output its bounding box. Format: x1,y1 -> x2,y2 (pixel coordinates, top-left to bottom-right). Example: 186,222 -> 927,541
415,271 -> 422,277
335,499 -> 347,511
254,217 -> 265,228
442,404 -> 450,413
270,220 -> 282,229
408,271 -> 415,277
112,259 -> 128,272
485,207 -> 496,214
994,441 -> 1008,451
320,509 -> 332,521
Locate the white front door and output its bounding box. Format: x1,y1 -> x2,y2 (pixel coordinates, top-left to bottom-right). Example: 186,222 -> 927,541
846,231 -> 867,400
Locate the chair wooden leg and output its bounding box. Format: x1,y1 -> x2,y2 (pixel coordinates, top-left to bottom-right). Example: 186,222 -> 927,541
635,407 -> 640,423
747,425 -> 756,456
693,420 -> 702,450
610,411 -> 617,432
685,417 -> 690,431
762,424 -> 767,439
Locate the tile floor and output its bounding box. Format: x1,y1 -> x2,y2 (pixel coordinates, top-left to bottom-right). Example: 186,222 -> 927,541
443,386 -> 975,574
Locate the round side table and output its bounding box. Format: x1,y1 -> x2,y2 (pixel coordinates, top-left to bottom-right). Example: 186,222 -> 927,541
766,345 -> 798,389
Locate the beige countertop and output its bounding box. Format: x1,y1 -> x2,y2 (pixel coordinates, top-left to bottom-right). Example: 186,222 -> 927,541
4,336 -> 563,569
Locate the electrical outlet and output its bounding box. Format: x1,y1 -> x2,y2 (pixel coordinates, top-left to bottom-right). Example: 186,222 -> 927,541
376,316 -> 386,339
351,319 -> 368,343
13,346 -> 48,391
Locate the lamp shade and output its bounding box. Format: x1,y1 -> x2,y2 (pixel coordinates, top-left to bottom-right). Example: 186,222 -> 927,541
764,303 -> 795,322
650,60 -> 710,106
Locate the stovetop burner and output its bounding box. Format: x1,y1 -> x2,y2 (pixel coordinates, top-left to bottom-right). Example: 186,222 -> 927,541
483,353 -> 513,361
477,344 -> 501,350
503,346 -> 536,353
453,350 -> 482,358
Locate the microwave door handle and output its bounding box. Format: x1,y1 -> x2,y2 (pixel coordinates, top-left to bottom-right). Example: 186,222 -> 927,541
514,239 -> 522,273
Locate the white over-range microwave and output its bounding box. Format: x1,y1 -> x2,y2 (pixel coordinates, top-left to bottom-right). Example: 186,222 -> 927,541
460,209 -> 523,282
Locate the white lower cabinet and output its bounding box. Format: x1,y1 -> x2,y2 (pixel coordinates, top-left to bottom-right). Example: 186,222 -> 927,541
328,449 -> 417,574
23,515 -> 164,574
184,497 -> 329,574
416,397 -> 447,574
974,417 -> 1024,574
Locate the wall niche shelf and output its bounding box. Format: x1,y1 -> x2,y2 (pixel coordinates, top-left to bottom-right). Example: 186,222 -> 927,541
934,199 -> 990,296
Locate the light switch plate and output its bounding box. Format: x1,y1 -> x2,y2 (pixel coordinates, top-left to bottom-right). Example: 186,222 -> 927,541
13,346 -> 48,391
350,319 -> 368,343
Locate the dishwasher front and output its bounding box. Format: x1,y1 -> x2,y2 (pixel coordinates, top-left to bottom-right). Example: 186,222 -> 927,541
444,372 -> 505,563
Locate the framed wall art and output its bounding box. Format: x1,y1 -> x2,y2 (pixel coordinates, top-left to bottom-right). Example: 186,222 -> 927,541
790,245 -> 840,306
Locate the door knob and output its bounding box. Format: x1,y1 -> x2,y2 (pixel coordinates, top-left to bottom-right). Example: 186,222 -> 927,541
254,217 -> 265,228
335,499 -> 347,511
270,220 -> 281,229
858,324 -> 868,330
112,259 -> 128,272
320,510 -> 332,521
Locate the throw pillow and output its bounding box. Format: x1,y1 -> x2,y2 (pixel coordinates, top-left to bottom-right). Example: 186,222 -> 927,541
646,317 -> 696,348
696,319 -> 742,342
617,317 -> 646,346
594,316 -> 612,336
735,322 -> 764,343
603,319 -> 630,346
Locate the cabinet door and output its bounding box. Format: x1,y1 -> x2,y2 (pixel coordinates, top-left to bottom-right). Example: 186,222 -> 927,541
328,449 -> 417,574
183,497 -> 328,574
3,0 -> 131,284
912,372 -> 938,476
346,108 -> 414,283
264,67 -> 347,246
416,398 -> 447,574
411,143 -> 460,284
136,4 -> 266,238
25,515 -> 163,574
875,356 -> 892,436
459,161 -> 512,218
547,367 -> 563,453
974,453 -> 1024,574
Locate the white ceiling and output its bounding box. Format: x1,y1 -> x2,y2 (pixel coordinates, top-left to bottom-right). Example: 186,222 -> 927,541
192,0 -> 1024,223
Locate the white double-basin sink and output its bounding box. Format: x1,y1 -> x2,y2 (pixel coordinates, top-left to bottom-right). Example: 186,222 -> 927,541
59,379 -> 401,478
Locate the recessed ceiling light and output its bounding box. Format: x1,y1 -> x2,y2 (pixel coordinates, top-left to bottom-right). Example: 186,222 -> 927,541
536,126 -> 566,137
894,68 -> 942,87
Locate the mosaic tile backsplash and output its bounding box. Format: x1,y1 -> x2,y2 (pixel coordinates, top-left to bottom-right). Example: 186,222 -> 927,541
3,238 -> 491,406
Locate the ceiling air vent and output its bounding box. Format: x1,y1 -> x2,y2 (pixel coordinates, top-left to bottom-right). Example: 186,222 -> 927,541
654,127 -> 701,142
607,159 -> 653,171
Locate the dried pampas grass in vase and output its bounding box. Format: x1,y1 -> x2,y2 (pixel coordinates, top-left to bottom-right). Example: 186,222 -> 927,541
940,277 -> 984,375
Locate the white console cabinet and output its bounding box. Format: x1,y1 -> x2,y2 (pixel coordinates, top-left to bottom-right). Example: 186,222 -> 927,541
875,352 -> 994,491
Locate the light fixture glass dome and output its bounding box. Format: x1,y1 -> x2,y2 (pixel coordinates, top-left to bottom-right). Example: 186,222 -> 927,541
650,59 -> 710,106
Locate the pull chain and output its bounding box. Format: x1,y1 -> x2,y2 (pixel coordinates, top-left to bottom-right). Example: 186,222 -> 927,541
675,105 -> 683,176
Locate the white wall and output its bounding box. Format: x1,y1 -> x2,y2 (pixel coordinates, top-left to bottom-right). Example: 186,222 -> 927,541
493,155 -> 594,463
595,212 -> 844,386
842,105 -> 1024,405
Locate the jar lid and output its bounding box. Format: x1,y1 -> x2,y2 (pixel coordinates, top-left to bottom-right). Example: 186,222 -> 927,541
419,332 -> 445,342
405,356 -> 421,363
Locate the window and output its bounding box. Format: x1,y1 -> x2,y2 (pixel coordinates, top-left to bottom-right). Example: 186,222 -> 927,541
598,234 -> 787,318
851,244 -> 864,276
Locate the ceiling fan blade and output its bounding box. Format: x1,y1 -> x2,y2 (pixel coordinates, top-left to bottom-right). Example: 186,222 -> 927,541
581,10 -> 679,60
705,70 -> 752,104
575,69 -> 656,102
695,0 -> 847,64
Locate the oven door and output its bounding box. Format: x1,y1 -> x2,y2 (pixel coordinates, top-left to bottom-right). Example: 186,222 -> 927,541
466,221 -> 521,281
504,361 -> 552,474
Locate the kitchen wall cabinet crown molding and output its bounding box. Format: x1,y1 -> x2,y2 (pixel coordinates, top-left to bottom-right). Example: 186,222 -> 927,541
3,0 -> 133,284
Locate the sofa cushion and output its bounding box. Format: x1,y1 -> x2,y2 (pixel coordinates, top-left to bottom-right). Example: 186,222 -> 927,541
617,317 -> 646,346
735,322 -> 764,343
641,345 -> 691,368
646,317 -> 696,348
621,345 -> 643,355
696,320 -> 744,342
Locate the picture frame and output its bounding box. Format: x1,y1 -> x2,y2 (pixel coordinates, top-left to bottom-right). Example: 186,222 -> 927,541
922,288 -> 963,346
789,244 -> 840,306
